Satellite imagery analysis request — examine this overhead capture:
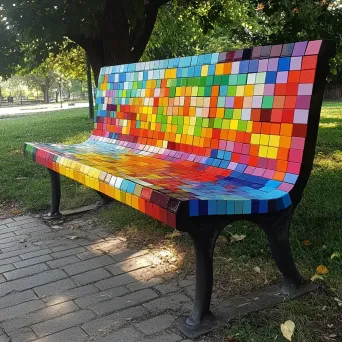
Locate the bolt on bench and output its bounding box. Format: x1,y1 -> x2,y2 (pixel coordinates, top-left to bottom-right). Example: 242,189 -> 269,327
24,40 -> 334,337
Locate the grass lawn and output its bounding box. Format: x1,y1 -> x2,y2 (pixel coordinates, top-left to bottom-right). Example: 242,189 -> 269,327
0,103 -> 341,341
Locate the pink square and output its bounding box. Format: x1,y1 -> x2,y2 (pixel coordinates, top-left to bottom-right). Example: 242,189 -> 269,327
296,95 -> 311,109
245,166 -> 255,174
264,169 -> 276,179
268,58 -> 279,71
252,46 -> 262,59
278,183 -> 294,192
226,141 -> 234,151
291,137 -> 305,150
234,142 -> 243,153
264,84 -> 275,95
240,155 -> 249,164
305,40 -> 322,55
287,162 -> 301,174
219,140 -> 227,149
253,168 -> 265,176
288,149 -> 303,163
242,144 -> 250,155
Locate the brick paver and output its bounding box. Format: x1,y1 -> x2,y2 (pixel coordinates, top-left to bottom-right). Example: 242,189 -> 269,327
0,215 -> 196,342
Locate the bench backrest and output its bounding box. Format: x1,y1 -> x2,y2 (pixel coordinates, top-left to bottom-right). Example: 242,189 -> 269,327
94,40 -> 333,202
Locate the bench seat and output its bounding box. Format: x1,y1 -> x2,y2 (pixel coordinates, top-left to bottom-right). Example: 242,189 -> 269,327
25,133 -> 293,229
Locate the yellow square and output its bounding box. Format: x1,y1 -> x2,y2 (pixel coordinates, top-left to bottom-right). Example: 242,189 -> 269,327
236,86 -> 245,96
191,87 -> 198,96
230,120 -> 238,130
216,108 -> 224,118
267,147 -> 278,159
259,146 -> 268,157
170,68 -> 177,78
215,64 -> 224,75
251,133 -> 260,144
244,85 -> 254,96
269,135 -> 280,147
222,119 -> 230,129
201,65 -> 209,76
260,134 -> 270,146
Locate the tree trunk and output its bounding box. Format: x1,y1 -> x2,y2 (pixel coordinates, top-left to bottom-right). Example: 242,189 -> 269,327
70,1 -> 164,87
43,88 -> 49,104
87,57 -> 95,120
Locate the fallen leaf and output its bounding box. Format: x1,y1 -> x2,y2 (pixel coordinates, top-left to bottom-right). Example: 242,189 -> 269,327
281,320 -> 295,341
330,252 -> 340,259
230,234 -> 246,242
303,240 -> 312,246
316,265 -> 329,275
329,334 -> 337,338
327,324 -> 334,328
253,266 -> 261,273
311,273 -> 325,281
66,235 -> 78,240
334,297 -> 342,307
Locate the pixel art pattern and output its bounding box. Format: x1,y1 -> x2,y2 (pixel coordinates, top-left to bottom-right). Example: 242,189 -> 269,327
25,40 -> 324,228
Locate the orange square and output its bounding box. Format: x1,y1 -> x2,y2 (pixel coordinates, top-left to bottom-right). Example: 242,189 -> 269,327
273,96 -> 285,109
234,97 -> 244,108
261,123 -> 271,135
236,131 -> 245,142
277,160 -> 288,172
288,70 -> 300,83
227,130 -> 237,141
273,171 -> 285,181
275,84 -> 287,96
280,123 -> 293,136
251,109 -> 261,121
210,97 -> 218,108
249,145 -> 259,156
220,129 -> 229,140
279,136 -> 291,148
270,123 -> 280,135
284,96 -> 297,109
223,62 -> 232,74
211,86 -> 219,96
252,122 -> 262,133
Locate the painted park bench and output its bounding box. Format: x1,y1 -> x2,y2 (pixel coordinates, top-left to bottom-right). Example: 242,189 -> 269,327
24,40 -> 334,337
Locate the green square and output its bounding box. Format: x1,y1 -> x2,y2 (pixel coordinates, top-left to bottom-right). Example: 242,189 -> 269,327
177,116 -> 184,125
181,78 -> 187,86
158,107 -> 163,115
187,78 -> 194,86
194,126 -> 202,136
228,75 -> 238,85
193,77 -> 200,86
172,116 -> 178,124
138,81 -> 143,88
256,72 -> 266,84
169,87 -> 176,98
196,118 -> 203,127
262,96 -> 274,108
221,75 -> 229,85
237,74 -> 247,85
176,78 -> 182,87
131,89 -> 136,97
202,118 -> 209,127
99,76 -> 104,83
156,80 -> 161,87
136,121 -> 141,128
198,87 -> 205,97
199,77 -> 206,86
205,76 -> 214,86
208,119 -> 215,128
213,75 -> 222,85
227,86 -> 237,96
134,73 -> 139,81
177,125 -> 183,134
224,109 -> 233,119
161,116 -> 167,123
238,121 -> 247,131
214,118 -> 223,128
166,79 -> 172,87
126,90 -> 131,97
217,97 -> 225,107
222,119 -> 230,129
204,87 -> 211,97
161,124 -> 167,132
117,105 -> 121,111
156,115 -> 162,123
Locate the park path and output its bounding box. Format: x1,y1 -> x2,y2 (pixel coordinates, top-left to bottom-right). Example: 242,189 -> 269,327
0,103 -> 88,117
0,215 -> 200,342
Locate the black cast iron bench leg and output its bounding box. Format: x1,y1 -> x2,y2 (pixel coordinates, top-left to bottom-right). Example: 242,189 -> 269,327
44,169 -> 62,220
260,207 -> 304,295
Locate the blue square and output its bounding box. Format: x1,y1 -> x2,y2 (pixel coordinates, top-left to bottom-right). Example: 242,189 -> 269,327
265,71 -> 277,84
190,200 -> 199,216
208,200 -> 217,215
278,57 -> 291,71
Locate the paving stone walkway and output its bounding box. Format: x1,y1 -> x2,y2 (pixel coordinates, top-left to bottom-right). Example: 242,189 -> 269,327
0,215 -> 201,342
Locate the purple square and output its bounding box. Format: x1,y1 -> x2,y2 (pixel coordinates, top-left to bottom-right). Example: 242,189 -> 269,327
253,168 -> 265,176
294,109 -> 309,123
268,58 -> 279,71
228,162 -> 238,170
261,45 -> 272,58
264,84 -> 275,95
290,57 -> 302,70
225,97 -> 234,108
234,49 -> 243,61
281,43 -> 294,56
278,183 -> 294,192
298,84 -> 313,96
258,59 -> 268,72
245,166 -> 255,174
276,71 -> 288,83
252,96 -> 262,108
291,137 -> 305,149
296,95 -> 311,109
292,41 -> 308,57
